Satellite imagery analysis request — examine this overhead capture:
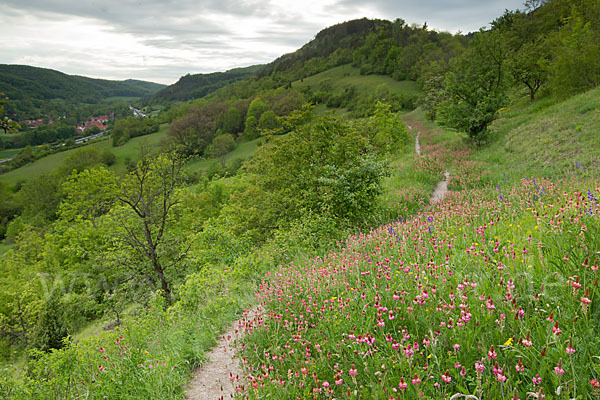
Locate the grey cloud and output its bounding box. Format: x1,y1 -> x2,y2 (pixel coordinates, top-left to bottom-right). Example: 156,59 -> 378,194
326,0 -> 524,32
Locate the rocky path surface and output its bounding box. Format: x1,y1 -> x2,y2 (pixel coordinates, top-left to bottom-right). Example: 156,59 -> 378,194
186,307 -> 260,400
430,171 -> 450,204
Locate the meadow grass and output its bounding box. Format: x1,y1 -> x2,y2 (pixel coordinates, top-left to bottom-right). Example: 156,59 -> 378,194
479,87 -> 600,181
0,149 -> 20,161
185,138 -> 261,174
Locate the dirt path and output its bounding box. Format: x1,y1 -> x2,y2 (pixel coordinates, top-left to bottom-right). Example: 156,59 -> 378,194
408,121 -> 449,203
430,171 -> 450,204
186,307 -> 260,400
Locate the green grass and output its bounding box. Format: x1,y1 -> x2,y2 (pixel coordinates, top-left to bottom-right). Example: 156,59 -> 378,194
478,87 -> 600,180
293,64 -> 420,97
0,148 -> 20,160
0,124 -> 169,185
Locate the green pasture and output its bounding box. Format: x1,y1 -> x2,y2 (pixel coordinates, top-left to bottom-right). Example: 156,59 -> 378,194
0,124 -> 169,185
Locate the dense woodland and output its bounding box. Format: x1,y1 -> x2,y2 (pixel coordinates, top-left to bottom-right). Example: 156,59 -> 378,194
1,0 -> 600,398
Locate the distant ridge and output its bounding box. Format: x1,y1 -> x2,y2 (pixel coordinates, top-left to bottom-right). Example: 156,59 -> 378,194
0,64 -> 165,102
145,65 -> 262,104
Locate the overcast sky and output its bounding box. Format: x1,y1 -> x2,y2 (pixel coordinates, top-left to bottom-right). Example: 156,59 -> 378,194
1,0 -> 524,85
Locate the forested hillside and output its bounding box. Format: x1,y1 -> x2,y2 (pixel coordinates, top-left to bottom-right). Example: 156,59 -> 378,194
1,0 -> 600,398
0,64 -> 165,119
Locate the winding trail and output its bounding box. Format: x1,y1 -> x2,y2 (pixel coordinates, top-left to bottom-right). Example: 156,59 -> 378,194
186,307 -> 260,400
186,121 -> 451,399
430,171 -> 450,204
407,122 -> 449,203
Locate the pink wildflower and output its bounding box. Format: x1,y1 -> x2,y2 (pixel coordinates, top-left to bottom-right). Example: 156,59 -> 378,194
488,345 -> 497,359
398,377 -> 407,390
441,370 -> 452,383
475,361 -> 484,373
412,373 -> 421,384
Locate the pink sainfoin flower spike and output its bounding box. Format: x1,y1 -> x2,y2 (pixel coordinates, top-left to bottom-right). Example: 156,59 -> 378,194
496,369 -> 507,383
475,361 -> 484,373
554,359 -> 565,376
398,377 -> 407,390
566,338 -> 576,354
441,370 -> 452,383
552,321 -> 562,335
522,330 -> 533,347
581,287 -> 592,315
412,373 -> 421,384
515,359 -> 524,373
488,345 -> 497,359
349,366 -> 357,376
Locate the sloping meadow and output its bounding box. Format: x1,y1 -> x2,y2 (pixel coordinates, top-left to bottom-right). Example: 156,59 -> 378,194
238,175 -> 600,398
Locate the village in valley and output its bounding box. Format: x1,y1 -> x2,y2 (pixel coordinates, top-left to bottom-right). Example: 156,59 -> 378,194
20,112 -> 114,134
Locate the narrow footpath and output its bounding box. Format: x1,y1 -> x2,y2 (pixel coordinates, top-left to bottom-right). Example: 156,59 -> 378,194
408,123 -> 450,204
186,124 -> 451,399
186,307 -> 260,400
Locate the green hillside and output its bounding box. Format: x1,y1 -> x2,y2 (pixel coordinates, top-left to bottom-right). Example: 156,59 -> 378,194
0,64 -> 165,120
2,2 -> 600,398
293,64 -> 420,96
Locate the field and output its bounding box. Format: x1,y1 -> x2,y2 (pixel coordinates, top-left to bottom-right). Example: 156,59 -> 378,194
0,149 -> 20,161
0,125 -> 169,185
293,64 -> 420,97
479,87 -> 600,180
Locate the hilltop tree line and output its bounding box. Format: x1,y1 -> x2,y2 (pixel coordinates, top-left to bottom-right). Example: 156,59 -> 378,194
422,0 -> 600,142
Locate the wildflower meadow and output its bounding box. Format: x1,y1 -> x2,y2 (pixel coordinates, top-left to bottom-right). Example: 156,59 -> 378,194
236,123 -> 600,399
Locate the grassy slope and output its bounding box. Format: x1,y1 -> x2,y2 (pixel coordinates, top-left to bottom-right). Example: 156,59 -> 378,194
185,138 -> 261,173
480,87 -> 600,180
292,64 -> 420,96
0,149 -> 20,160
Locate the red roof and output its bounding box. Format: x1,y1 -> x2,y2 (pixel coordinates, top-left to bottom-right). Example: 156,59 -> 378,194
86,121 -> 107,131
